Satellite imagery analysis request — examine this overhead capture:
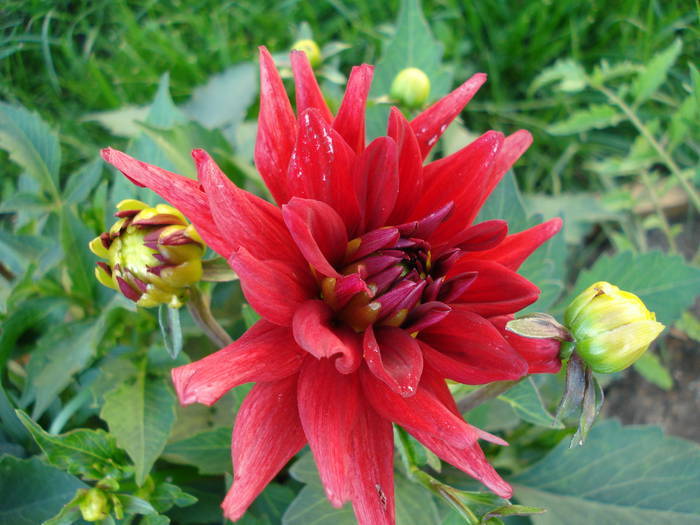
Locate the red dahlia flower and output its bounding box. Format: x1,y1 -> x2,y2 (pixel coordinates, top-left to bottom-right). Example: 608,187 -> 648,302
101,47 -> 562,524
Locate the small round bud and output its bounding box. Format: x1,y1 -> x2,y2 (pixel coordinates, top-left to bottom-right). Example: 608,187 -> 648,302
291,39 -> 322,68
564,281 -> 665,373
89,199 -> 206,308
79,488 -> 110,522
390,67 -> 431,108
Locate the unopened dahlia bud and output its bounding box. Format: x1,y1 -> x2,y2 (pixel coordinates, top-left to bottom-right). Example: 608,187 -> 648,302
564,281 -> 665,373
291,39 -> 322,68
79,488 -> 110,522
390,67 -> 431,108
89,199 -> 205,308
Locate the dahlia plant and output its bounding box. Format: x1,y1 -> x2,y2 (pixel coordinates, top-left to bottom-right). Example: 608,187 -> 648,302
100,47 -> 566,523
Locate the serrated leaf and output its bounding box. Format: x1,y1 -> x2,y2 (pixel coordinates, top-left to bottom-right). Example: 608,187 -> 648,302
547,105 -> 624,135
0,455 -> 86,525
16,410 -> 127,479
62,157 -> 103,205
158,305 -> 183,359
633,351 -> 673,390
530,58 -> 587,94
510,420 -> 700,524
498,378 -> 563,428
249,483 -> 297,524
282,484 -> 357,525
162,426 -> 232,475
632,39 -> 682,103
477,171 -> 529,232
150,482 -> 197,513
100,372 -> 177,485
675,311 -> 700,343
0,102 -> 61,199
560,251 -> 700,325
59,207 -> 96,301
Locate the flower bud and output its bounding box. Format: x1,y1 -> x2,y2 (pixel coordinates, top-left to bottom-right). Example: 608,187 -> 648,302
564,281 -> 665,373
89,199 -> 206,308
390,67 -> 431,108
79,488 -> 110,522
291,39 -> 322,68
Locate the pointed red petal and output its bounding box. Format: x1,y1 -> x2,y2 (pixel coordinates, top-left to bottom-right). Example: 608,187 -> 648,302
333,64 -> 374,154
229,247 -> 316,326
452,219 -> 508,252
282,197 -> 348,278
418,309 -> 528,384
355,137 -> 399,232
387,107 -> 424,224
171,320 -> 302,406
447,259 -> 540,316
469,218 -> 563,271
298,357 -> 361,507
410,73 -> 487,159
222,376 -> 306,521
255,46 -> 296,205
363,326 -> 423,397
287,109 -> 360,232
360,367 -> 478,448
491,315 -> 562,374
291,50 -> 333,122
194,149 -> 304,266
349,396 -> 395,525
100,148 -> 230,256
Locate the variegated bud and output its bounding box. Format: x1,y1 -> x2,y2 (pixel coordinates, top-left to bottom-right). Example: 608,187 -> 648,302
390,67 -> 431,108
291,39 -> 322,68
564,281 -> 665,373
89,199 -> 205,308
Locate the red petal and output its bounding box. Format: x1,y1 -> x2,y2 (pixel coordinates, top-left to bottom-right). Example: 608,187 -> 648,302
287,109 -> 360,232
355,137 -> 399,232
222,376 -> 306,521
418,309 -> 528,384
298,357 -> 361,507
410,73 -> 487,159
469,218 -> 563,271
452,219 -> 508,252
229,247 -> 315,326
100,148 -> 230,257
349,395 -> 395,525
447,259 -> 540,316
282,197 -> 348,277
194,149 -> 304,266
360,367 -> 478,449
491,315 -> 562,374
291,50 -> 333,123
171,320 -> 302,406
386,107 -> 423,224
333,64 -> 374,154
415,131 -> 504,248
293,300 -> 361,371
363,326 -> 423,397
255,46 -> 296,205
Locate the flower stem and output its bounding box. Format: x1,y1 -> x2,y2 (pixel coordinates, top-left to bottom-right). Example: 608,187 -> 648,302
456,379 -> 521,413
187,287 -> 232,347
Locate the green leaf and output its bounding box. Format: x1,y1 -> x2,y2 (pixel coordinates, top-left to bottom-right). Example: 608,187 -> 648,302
633,351 -> 673,390
59,207 -> 96,301
530,58 -> 587,94
0,455 -> 86,525
139,515 -> 170,525
560,251 -> 700,325
0,102 -> 61,199
632,39 -> 682,104
282,484 -> 356,525
62,157 -> 103,205
16,410 -> 127,479
241,303 -> 261,329
115,493 -> 157,515
162,426 -> 232,475
675,311 -> 700,343
476,171 -> 528,232
100,371 -> 177,485
510,420 -> 700,524
498,378 -> 563,428
547,105 -> 624,135
158,305 -> 183,359
150,482 -> 197,513
249,483 -> 296,524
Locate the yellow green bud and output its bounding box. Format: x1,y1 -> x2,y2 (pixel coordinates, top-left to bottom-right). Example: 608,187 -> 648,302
390,67 -> 431,108
79,488 -> 110,522
564,281 -> 665,373
89,199 -> 206,308
291,39 -> 322,68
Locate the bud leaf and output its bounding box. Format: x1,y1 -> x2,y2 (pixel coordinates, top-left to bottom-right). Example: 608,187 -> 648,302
506,313 -> 573,341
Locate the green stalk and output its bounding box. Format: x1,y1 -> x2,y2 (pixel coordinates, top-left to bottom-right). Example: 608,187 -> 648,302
187,287 -> 232,347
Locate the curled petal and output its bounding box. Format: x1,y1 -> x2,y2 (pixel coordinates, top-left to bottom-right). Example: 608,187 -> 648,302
298,357 -> 361,507
229,248 -> 315,326
387,107 -> 424,224
291,50 -> 333,122
255,46 -> 296,205
172,320 -> 303,406
491,315 -> 562,374
222,376 -> 306,521
363,326 -> 423,397
410,73 -> 487,158
333,64 -> 374,154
